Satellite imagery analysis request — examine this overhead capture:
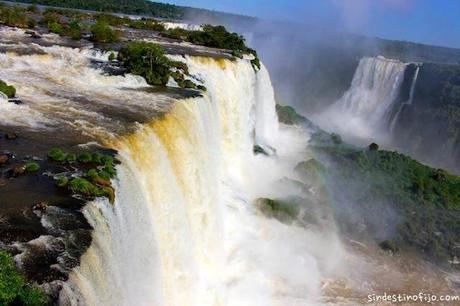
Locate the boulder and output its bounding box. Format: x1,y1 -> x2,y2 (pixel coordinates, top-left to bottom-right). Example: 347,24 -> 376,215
25,30 -> 41,39
5,133 -> 18,140
0,154 -> 8,165
33,201 -> 48,211
12,164 -> 26,176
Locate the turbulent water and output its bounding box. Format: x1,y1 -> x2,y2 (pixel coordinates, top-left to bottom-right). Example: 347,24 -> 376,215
56,55 -> 346,306
314,56 -> 407,145
2,28 -> 457,306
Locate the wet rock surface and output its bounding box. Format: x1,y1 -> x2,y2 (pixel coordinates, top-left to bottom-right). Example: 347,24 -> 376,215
0,129 -> 94,300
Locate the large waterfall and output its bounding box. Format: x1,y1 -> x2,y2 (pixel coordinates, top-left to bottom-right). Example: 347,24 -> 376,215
314,56 -> 407,144
57,56 -> 344,306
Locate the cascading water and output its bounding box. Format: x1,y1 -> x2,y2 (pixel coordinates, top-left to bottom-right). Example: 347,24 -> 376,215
314,56 -> 407,144
58,56 -> 344,306
389,65 -> 420,131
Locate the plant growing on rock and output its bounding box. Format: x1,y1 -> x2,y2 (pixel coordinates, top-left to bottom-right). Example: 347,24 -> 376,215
90,21 -> 120,43
24,161 -> 40,172
48,148 -> 67,162
0,80 -> 16,98
118,41 -> 172,86
0,251 -> 48,306
255,198 -> 299,223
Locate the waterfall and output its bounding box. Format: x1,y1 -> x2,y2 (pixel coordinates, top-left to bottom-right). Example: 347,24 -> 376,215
314,56 -> 407,144
390,65 -> 420,131
59,56 -> 344,306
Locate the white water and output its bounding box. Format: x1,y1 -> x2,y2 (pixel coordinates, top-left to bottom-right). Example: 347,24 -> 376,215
390,65 -> 420,131
314,56 -> 407,144
59,56 -> 344,306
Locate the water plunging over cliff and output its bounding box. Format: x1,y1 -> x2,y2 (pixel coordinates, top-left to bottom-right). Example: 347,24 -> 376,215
58,57 -> 343,306
390,65 -> 420,131
314,56 -> 407,144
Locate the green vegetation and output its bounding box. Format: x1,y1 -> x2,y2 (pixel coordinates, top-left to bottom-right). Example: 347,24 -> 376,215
118,41 -> 171,86
160,25 -> 260,69
368,142 -> 379,151
24,161 -> 40,172
95,13 -> 165,32
0,251 -> 48,306
8,0 -> 186,19
331,133 -> 342,146
275,104 -> 306,125
48,148 -> 67,162
311,133 -> 460,263
49,148 -> 117,203
90,21 -> 120,43
253,145 -> 268,155
55,175 -> 69,187
0,5 -> 35,28
0,80 -> 16,98
108,52 -> 116,62
255,198 -> 299,223
47,21 -> 64,35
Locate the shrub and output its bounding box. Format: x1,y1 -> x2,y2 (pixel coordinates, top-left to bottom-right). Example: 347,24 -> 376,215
77,152 -> 92,163
69,178 -> 100,196
66,153 -> 77,162
256,198 -> 299,222
48,148 -> 67,162
108,52 -> 115,61
90,21 -> 120,43
331,133 -> 342,145
253,145 -> 268,155
118,41 -> 172,86
0,80 -> 16,98
275,104 -> 305,125
48,21 -> 64,35
55,175 -> 69,187
0,251 -> 48,306
0,6 -> 29,28
66,20 -> 82,40
369,142 -> 379,151
25,161 -> 40,172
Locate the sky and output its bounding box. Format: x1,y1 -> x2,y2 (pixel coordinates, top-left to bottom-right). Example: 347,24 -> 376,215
154,0 -> 460,49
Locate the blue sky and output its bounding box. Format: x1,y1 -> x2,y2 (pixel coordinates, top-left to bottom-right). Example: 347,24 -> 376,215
154,0 -> 460,48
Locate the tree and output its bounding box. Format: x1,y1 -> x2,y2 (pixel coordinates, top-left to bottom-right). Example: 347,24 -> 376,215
90,21 -> 120,43
369,142 -> 379,151
118,42 -> 171,86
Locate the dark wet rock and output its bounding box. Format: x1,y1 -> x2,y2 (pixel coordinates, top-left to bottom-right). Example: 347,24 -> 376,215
24,30 -> 41,39
33,201 -> 48,212
253,145 -> 268,156
7,98 -> 23,105
0,154 -> 8,165
12,164 -> 26,176
5,132 -> 18,140
379,240 -> 400,254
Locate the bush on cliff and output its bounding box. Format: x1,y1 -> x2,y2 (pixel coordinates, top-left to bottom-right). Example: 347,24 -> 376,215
118,41 -> 171,86
312,134 -> 460,264
0,251 -> 48,306
275,104 -> 305,125
0,80 -> 16,98
255,198 -> 299,223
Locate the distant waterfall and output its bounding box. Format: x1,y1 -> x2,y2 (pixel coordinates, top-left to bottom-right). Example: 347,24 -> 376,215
390,65 -> 420,131
315,56 -> 407,144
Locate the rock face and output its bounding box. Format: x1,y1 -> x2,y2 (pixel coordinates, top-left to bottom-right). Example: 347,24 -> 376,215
0,154 -> 8,165
4,132 -> 18,140
391,63 -> 460,173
